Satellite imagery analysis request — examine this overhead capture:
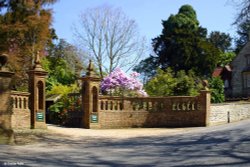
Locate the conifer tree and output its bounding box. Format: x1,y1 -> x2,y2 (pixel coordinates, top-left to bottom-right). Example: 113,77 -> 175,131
134,5 -> 220,79
0,0 -> 57,90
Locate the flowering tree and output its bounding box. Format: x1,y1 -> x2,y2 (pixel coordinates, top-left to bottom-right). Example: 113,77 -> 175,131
101,68 -> 148,97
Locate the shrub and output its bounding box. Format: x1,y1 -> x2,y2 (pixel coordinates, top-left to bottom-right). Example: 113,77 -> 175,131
209,77 -> 225,103
47,84 -> 79,125
101,68 -> 147,97
145,68 -> 202,96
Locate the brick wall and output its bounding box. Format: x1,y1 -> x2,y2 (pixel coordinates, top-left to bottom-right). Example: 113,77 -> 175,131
98,110 -> 207,128
67,92 -> 250,128
210,102 -> 250,125
11,91 -> 30,129
88,90 -> 210,129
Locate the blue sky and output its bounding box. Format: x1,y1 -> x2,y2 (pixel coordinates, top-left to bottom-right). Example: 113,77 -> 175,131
52,0 -> 238,44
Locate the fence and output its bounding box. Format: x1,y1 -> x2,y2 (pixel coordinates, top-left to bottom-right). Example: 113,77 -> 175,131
99,96 -> 201,112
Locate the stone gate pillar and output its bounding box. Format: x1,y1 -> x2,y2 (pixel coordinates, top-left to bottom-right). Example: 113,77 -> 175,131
28,52 -> 48,129
81,60 -> 101,129
199,80 -> 211,126
0,54 -> 14,144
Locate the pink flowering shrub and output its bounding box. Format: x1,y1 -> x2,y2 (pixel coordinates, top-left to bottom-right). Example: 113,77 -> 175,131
101,68 -> 148,97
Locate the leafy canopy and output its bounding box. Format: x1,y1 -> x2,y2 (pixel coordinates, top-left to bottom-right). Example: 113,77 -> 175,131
41,39 -> 84,91
134,4 -> 220,79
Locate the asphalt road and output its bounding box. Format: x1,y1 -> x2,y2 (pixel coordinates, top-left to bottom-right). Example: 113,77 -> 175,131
1,119 -> 250,167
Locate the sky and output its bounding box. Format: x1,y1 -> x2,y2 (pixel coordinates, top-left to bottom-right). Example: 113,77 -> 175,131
52,0 -> 239,45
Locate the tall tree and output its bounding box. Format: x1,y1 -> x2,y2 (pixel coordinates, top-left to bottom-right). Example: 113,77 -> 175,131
0,0 -> 57,90
134,5 -> 220,79
73,5 -> 146,79
133,55 -> 159,82
42,39 -> 86,90
208,31 -> 235,66
208,31 -> 233,52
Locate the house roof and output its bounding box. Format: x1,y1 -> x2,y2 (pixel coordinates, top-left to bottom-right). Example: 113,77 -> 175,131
224,65 -> 232,72
46,94 -> 61,102
231,39 -> 250,67
212,67 -> 223,77
212,65 -> 232,77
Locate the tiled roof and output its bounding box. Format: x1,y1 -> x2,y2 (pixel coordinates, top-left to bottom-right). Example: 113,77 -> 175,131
212,67 -> 223,77
46,94 -> 61,102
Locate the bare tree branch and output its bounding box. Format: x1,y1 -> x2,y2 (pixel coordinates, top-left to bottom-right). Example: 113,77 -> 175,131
73,5 -> 146,78
231,0 -> 250,25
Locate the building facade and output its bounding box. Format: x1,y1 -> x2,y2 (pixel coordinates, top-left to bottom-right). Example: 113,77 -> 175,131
231,37 -> 250,97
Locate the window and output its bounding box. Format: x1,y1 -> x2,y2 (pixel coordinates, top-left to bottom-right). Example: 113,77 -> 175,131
245,54 -> 250,66
243,73 -> 250,88
224,80 -> 229,88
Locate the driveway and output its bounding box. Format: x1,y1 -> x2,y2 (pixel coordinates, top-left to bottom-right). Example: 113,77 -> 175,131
1,119 -> 250,167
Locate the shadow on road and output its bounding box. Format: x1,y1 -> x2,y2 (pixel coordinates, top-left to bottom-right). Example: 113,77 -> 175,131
1,120 -> 250,167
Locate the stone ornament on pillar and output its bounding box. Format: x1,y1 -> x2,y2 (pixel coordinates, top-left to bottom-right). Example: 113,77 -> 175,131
28,52 -> 48,129
202,80 -> 209,91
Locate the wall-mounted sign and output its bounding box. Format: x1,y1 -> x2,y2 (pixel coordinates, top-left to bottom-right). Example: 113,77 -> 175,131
91,114 -> 98,123
36,112 -> 44,122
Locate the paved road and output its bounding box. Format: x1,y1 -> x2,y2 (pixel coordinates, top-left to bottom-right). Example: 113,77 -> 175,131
1,119 -> 250,167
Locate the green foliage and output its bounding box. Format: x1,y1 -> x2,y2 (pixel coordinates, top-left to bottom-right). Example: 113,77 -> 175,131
41,39 -> 85,91
135,4 -> 220,79
41,39 -> 85,125
209,77 -> 225,103
208,31 -> 233,52
133,55 -> 159,82
48,84 -> 79,125
49,101 -> 64,113
174,70 -> 201,96
41,57 -> 75,90
145,68 -> 176,96
208,31 -> 235,67
145,68 -> 202,96
47,84 -> 78,96
218,52 -> 236,67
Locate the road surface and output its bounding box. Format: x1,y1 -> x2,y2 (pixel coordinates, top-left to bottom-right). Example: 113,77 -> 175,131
1,119 -> 250,167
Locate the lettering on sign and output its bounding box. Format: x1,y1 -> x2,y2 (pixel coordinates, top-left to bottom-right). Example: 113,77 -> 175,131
36,112 -> 44,121
172,101 -> 201,111
91,114 -> 98,123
